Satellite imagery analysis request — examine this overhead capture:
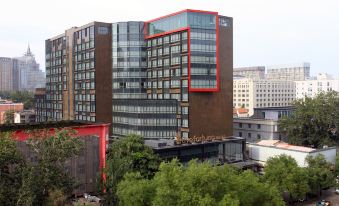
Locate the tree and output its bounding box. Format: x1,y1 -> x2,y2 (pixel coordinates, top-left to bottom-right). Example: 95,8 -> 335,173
117,160 -> 284,206
0,132 -> 25,205
305,154 -> 335,196
0,129 -> 83,205
22,129 -> 83,205
4,110 -> 15,124
0,91 -> 35,109
264,154 -> 309,200
279,91 -> 339,148
103,134 -> 160,205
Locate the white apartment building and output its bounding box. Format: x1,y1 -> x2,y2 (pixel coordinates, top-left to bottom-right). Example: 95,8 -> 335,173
233,78 -> 295,115
295,73 -> 339,99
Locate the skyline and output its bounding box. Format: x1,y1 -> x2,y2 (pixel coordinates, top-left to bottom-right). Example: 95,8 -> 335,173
1,0 -> 338,77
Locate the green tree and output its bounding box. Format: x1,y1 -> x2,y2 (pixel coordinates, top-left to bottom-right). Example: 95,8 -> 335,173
305,154 -> 335,196
23,129 -> 83,205
0,132 -> 25,205
279,91 -> 339,148
4,110 -> 15,124
103,134 -> 160,205
264,154 -> 309,200
0,129 -> 83,206
0,91 -> 34,109
117,160 -> 284,206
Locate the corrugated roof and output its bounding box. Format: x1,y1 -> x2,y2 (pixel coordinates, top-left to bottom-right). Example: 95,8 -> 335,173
256,140 -> 315,152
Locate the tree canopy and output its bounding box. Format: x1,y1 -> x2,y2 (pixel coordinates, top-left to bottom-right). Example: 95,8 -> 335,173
279,91 -> 339,148
103,134 -> 160,205
117,160 -> 285,206
0,91 -> 34,109
0,129 -> 83,206
263,154 -> 309,200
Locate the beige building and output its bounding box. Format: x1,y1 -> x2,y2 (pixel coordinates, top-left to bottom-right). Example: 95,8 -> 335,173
233,77 -> 295,115
0,57 -> 13,91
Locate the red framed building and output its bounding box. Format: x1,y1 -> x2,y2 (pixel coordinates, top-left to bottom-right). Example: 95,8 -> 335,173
144,9 -> 234,138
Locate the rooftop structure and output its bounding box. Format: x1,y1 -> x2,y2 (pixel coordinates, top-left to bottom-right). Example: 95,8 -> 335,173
247,140 -> 336,167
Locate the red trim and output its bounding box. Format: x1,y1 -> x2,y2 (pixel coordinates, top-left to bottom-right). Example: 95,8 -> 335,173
146,27 -> 189,39
10,123 -> 109,182
144,10 -> 220,93
146,9 -> 218,23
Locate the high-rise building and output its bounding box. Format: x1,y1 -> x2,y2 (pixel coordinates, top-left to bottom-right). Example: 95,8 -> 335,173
37,10 -> 234,140
233,66 -> 265,80
233,77 -> 295,115
0,57 -> 13,91
143,10 -> 233,138
266,62 -> 310,81
14,46 -> 46,91
43,22 -> 112,122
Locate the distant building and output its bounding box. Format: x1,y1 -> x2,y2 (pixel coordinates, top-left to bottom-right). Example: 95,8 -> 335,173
233,77 -> 295,115
0,101 -> 24,124
0,57 -> 14,91
145,136 -> 245,165
14,46 -> 46,91
34,88 -> 47,122
295,73 -> 339,99
14,110 -> 36,124
0,47 -> 45,92
233,66 -> 265,80
247,140 -> 336,167
0,121 -> 109,195
266,62 -> 310,81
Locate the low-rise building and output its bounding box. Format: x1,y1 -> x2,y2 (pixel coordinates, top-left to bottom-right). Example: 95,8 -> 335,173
247,140 -> 336,167
14,110 -> 36,124
0,101 -> 24,124
233,106 -> 293,142
145,136 -> 245,165
0,121 -> 109,195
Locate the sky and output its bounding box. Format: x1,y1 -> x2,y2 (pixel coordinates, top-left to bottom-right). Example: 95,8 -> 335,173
0,0 -> 338,77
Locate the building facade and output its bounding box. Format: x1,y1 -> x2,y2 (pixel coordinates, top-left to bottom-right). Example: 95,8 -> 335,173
233,66 -> 265,80
233,77 -> 295,115
0,57 -> 14,91
233,107 -> 292,142
14,46 -> 46,91
0,101 -> 24,124
144,9 -> 233,139
266,62 -> 310,81
42,22 -> 112,123
295,75 -> 339,99
14,110 -> 36,124
36,10 -> 234,140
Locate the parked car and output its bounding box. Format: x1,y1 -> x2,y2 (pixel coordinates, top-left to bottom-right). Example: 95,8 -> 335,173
316,200 -> 331,206
335,188 -> 339,194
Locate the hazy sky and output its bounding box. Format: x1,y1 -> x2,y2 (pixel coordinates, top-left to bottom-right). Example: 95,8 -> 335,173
1,0 -> 338,77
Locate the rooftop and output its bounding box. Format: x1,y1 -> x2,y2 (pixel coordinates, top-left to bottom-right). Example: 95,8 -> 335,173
254,140 -> 315,152
0,120 -> 109,132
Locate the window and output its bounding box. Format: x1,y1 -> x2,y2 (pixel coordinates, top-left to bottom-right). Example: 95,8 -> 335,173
257,124 -> 261,129
248,124 -> 251,128
239,123 -> 242,128
257,134 -> 261,139
239,132 -> 242,137
248,133 -> 251,138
